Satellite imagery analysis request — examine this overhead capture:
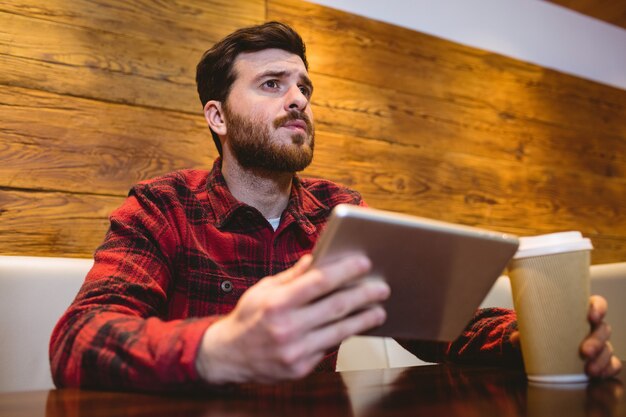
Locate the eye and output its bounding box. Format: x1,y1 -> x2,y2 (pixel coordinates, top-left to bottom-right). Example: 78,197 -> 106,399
299,85 -> 312,98
263,80 -> 280,89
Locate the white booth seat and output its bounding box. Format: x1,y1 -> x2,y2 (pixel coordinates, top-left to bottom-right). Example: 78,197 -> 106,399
0,256 -> 625,392
0,256 -> 92,393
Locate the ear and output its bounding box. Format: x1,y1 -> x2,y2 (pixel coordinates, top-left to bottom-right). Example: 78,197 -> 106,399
203,100 -> 227,136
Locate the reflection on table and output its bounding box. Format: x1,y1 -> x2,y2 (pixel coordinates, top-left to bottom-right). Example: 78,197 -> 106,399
0,363 -> 624,417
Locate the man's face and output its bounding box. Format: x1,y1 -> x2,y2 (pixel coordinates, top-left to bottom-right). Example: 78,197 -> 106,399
222,48 -> 315,172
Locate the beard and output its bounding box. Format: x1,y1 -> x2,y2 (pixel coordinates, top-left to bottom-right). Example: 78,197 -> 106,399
223,105 -> 315,173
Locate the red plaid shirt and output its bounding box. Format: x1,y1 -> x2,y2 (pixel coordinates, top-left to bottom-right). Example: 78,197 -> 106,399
50,158 -> 521,391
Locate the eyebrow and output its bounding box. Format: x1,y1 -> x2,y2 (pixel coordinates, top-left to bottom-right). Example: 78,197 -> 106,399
255,70 -> 314,93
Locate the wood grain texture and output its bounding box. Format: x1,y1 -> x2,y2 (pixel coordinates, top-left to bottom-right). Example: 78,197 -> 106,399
269,0 -> 626,264
305,130 -> 626,264
1,0 -> 625,264
547,0 -> 626,30
0,85 -> 216,195
0,0 -> 260,256
0,189 -> 122,257
309,73 -> 626,176
1,0 -> 265,45
0,0 -> 264,113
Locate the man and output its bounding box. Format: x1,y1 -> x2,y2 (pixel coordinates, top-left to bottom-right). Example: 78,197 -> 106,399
50,22 -> 620,390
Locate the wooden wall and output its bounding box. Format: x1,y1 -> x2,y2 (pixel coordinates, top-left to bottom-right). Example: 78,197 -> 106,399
1,0 -> 625,264
547,0 -> 626,30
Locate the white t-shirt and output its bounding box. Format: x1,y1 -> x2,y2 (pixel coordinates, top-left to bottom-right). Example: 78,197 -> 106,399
267,217 -> 281,231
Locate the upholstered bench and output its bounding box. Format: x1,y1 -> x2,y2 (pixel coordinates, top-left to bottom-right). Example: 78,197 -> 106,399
0,256 -> 92,392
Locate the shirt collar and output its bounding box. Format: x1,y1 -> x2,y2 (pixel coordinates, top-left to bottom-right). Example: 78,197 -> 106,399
204,158 -> 247,228
282,175 -> 329,235
205,158 -> 329,234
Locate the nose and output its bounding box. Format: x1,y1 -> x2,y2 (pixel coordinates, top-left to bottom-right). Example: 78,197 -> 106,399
285,85 -> 309,112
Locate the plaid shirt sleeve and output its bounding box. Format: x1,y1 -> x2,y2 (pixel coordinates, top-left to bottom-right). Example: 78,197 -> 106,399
397,307 -> 523,368
49,182 -> 216,391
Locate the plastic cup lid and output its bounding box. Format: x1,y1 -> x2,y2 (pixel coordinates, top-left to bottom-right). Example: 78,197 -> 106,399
513,231 -> 593,259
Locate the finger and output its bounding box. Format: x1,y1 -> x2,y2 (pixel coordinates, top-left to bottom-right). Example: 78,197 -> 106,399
587,342 -> 615,377
273,254 -> 314,284
509,330 -> 520,347
588,295 -> 608,326
276,254 -> 372,308
292,278 -> 390,332
300,305 -> 387,355
581,322 -> 612,358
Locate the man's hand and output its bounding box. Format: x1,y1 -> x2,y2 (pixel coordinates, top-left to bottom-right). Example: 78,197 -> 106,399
581,295 -> 622,378
510,295 -> 622,379
195,254 -> 390,384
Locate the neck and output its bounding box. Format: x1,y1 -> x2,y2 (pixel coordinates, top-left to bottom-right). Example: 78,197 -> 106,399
221,155 -> 294,219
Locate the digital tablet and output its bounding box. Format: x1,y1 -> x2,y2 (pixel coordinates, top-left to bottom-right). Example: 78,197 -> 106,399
311,204 -> 519,341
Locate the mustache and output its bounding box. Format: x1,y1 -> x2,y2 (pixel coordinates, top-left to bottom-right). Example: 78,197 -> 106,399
273,111 -> 313,133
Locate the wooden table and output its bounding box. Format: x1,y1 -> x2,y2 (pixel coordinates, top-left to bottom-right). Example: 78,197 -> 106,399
1,364 -> 624,417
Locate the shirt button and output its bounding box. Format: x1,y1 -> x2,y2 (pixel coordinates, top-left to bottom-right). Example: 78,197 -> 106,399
221,280 -> 233,293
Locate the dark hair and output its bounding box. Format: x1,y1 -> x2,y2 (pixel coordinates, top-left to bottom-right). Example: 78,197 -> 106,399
196,21 -> 308,155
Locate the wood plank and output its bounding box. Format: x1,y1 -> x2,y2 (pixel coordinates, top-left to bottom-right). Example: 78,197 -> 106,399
4,82 -> 623,204
547,0 -> 626,31
0,86 -> 217,195
0,0 -> 265,49
310,74 -> 626,177
0,11 -> 199,113
0,1 -> 264,112
3,84 -> 625,248
269,0 -> 626,139
3,1 -> 622,175
0,189 -> 123,257
4,70 -> 622,198
309,131 -> 626,265
306,131 -> 626,238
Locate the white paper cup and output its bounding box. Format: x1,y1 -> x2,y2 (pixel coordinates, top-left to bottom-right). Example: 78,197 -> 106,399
508,232 -> 592,383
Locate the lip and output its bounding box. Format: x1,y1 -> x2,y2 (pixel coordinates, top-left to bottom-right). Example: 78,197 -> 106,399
282,120 -> 308,132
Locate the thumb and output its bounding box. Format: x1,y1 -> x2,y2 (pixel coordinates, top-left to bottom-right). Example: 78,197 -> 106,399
273,254 -> 314,284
